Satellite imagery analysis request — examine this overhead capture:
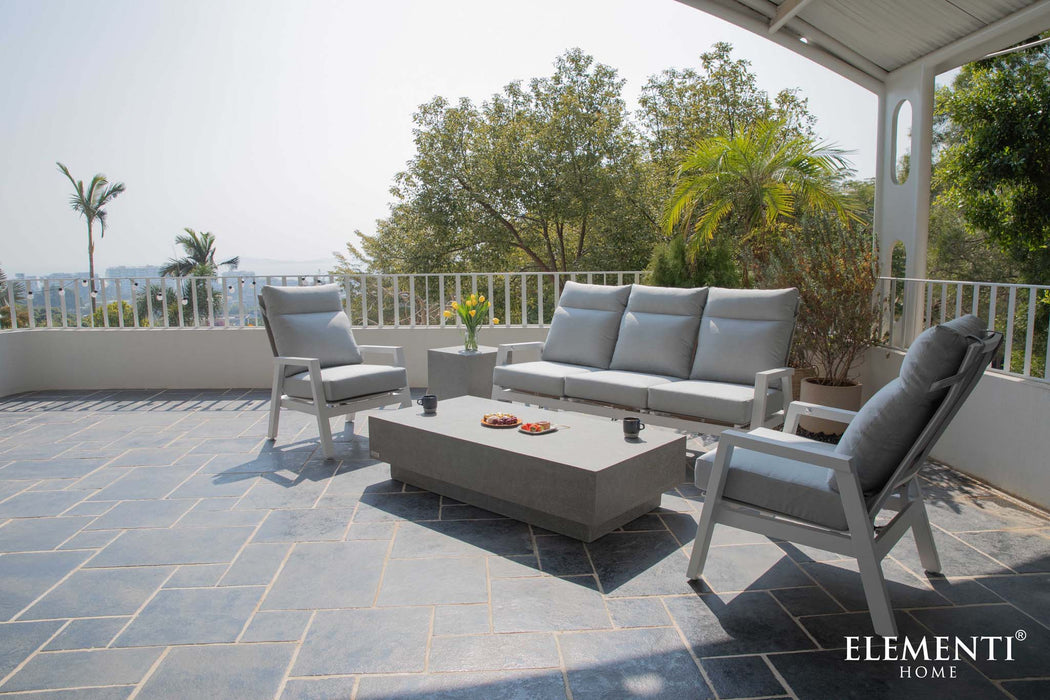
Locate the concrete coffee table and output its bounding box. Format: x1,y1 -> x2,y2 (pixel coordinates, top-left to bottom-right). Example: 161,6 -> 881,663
368,396 -> 686,541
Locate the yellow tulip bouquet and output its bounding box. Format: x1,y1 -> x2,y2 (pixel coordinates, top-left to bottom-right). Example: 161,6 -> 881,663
443,293 -> 499,352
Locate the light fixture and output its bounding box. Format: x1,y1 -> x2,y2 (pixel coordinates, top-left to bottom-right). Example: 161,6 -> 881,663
155,292 -> 163,301
181,297 -> 189,306
799,36 -> 809,44
26,290 -> 34,298
81,279 -> 88,287
58,287 -> 65,295
89,291 -> 97,299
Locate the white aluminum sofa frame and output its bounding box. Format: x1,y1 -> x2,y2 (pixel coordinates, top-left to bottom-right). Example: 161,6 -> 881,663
686,330 -> 1002,636
491,341 -> 793,434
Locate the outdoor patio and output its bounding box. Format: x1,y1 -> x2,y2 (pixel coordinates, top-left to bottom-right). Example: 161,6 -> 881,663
0,389 -> 1047,699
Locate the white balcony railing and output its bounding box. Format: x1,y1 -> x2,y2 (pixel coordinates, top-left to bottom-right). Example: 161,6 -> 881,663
1,271 -> 648,332
879,276 -> 1049,382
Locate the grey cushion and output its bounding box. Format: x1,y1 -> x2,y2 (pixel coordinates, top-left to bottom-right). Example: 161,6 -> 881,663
831,314 -> 986,494
691,287 -> 798,385
492,361 -> 600,397
609,285 -> 707,378
648,380 -> 783,426
261,285 -> 362,375
564,370 -> 679,409
696,445 -> 849,530
541,282 -> 631,369
285,364 -> 407,403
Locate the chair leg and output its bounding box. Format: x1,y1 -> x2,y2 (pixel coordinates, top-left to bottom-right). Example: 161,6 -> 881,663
687,445 -> 732,580
267,365 -> 282,441
838,474 -> 897,637
909,481 -> 942,574
316,412 -> 335,460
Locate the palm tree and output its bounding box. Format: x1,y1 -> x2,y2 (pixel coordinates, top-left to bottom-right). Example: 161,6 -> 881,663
664,119 -> 856,285
159,229 -> 239,325
56,163 -> 125,312
0,264 -> 26,329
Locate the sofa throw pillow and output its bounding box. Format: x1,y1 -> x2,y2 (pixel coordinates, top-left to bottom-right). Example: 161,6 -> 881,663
690,287 -> 799,385
610,285 -> 707,378
541,282 -> 631,369
831,314 -> 985,495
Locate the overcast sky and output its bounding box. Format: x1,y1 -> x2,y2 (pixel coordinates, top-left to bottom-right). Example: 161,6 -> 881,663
1,0 -> 883,276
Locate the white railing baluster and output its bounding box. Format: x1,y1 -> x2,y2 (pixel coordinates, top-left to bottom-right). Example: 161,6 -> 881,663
377,275 -> 384,327
73,282 -> 82,328
939,282 -> 947,324
177,278 -> 186,327
43,279 -> 53,327
115,280 -> 125,328
924,282 -> 933,330
237,278 -> 245,327
1023,286 -> 1036,377
971,284 -> 980,316
520,273 -> 527,327
393,275 -> 400,328
537,274 -> 544,326
454,275 -> 462,328
955,283 -> 963,319
99,280 -> 109,327
438,275 -> 446,328
1004,286 -> 1017,373
59,281 -> 68,327
145,278 -> 154,326
409,276 -> 416,327
504,274 -> 510,327
487,274 -> 494,327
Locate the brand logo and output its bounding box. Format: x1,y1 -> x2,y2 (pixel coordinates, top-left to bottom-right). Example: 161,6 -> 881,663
844,631 -> 1025,679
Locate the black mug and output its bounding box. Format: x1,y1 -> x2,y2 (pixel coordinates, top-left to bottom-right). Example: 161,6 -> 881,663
417,394 -> 438,415
623,417 -> 646,439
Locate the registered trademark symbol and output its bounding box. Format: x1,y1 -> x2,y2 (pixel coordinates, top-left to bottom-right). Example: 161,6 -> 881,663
1015,630 -> 1027,641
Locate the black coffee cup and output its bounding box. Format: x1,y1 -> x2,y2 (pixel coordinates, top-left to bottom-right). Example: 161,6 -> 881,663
623,417 -> 645,439
417,394 -> 438,415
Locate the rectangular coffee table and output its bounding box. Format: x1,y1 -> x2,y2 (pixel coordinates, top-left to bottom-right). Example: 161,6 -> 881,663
368,396 -> 686,541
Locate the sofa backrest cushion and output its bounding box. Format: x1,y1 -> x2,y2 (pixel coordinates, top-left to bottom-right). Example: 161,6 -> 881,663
690,287 -> 799,385
609,285 -> 708,378
260,285 -> 362,375
832,314 -> 986,495
541,281 -> 631,369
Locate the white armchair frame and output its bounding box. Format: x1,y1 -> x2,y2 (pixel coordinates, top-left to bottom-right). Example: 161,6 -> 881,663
686,331 -> 1002,636
490,342 -> 792,434
267,346 -> 411,460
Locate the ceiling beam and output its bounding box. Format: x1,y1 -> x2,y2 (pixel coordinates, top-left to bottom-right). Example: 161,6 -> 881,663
769,0 -> 814,34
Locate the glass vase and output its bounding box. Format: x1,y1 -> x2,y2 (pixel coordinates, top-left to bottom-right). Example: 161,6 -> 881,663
463,326 -> 479,352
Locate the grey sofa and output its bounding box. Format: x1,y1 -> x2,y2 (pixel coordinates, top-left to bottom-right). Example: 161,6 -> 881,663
491,282 -> 800,433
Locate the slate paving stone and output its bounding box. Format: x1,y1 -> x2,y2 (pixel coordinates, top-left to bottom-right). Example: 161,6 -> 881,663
1,647 -> 164,692
104,447 -> 191,467
1001,679 -> 1050,700
433,604 -> 491,635
975,573 -> 1050,626
0,517 -> 92,552
491,576 -> 610,632
294,607 -> 431,675
219,542 -> 291,586
253,507 -> 354,543
535,535 -> 593,576
354,490 -> 442,522
318,459 -> 396,494
769,648 -> 1006,700
113,585 -> 264,647
798,610 -> 930,649
355,670 -> 568,700
345,521 -> 396,540
163,564 -> 228,588
560,627 -> 714,700
701,655 -> 785,699
175,505 -> 267,529
83,499 -> 193,530
487,554 -> 543,578
198,450 -> 311,474
235,472 -> 333,510
0,458 -> 109,480
87,526 -> 254,567
770,586 -> 845,617
87,465 -> 199,501
391,519 -> 534,558
263,541 -> 388,610
0,620 -> 65,678
429,632 -> 560,672
889,529 -> 1012,577
798,559 -> 951,611
22,566 -> 173,619
44,617 -> 130,651
954,529 -> 1050,573
241,610 -> 312,642
378,557 -> 489,605
0,491 -> 87,518
586,531 -> 694,597
58,530 -> 121,550
281,676 -> 358,700
0,550 -> 92,621
166,472 -> 258,499
697,543 -> 813,592
62,500 -> 118,517
137,643 -> 295,700
664,591 -> 815,656
925,496 -> 1049,533
605,597 -> 672,628
923,576 -> 1004,605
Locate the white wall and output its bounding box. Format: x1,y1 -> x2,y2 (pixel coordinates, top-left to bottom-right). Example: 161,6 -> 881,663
862,347 -> 1050,511
0,327 -> 550,394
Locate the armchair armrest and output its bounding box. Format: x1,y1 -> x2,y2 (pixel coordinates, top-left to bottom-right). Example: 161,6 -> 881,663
749,367 -> 794,429
783,401 -> 859,434
496,341 -> 545,366
720,427 -> 854,474
275,356 -> 321,371
358,345 -> 407,368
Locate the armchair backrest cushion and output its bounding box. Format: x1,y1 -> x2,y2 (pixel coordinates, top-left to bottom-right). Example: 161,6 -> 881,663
832,314 -> 987,494
260,285 -> 362,376
690,287 -> 799,385
541,281 -> 631,369
609,285 -> 708,378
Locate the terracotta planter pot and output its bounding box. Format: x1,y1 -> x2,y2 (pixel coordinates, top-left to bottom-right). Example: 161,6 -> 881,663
797,377 -> 863,437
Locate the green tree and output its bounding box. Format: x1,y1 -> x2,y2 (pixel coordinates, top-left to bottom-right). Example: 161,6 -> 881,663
56,163 -> 125,313
935,37 -> 1050,282
664,119 -> 856,285
647,234 -> 739,289
91,300 -> 138,328
0,265 -> 26,329
159,229 -> 239,325
349,49 -> 658,274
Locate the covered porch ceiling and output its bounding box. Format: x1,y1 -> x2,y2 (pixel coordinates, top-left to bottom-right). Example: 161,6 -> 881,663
676,0 -> 1050,92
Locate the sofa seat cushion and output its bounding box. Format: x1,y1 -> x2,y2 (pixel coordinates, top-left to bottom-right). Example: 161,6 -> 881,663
541,282 -> 631,369
492,361 -> 600,397
285,364 -> 407,403
610,285 -> 707,378
563,371 -> 680,409
696,444 -> 848,530
648,380 -> 782,426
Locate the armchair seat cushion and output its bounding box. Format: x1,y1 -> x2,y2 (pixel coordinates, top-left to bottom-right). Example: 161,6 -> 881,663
696,445 -> 849,530
648,381 -> 782,426
563,370 -> 679,409
492,361 -> 600,397
285,364 -> 408,403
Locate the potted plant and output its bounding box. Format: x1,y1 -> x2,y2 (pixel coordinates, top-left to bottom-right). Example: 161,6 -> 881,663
444,292 -> 499,352
770,213 -> 881,438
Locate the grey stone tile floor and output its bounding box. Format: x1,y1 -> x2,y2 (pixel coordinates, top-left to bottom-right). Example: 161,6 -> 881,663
0,388 -> 1047,699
